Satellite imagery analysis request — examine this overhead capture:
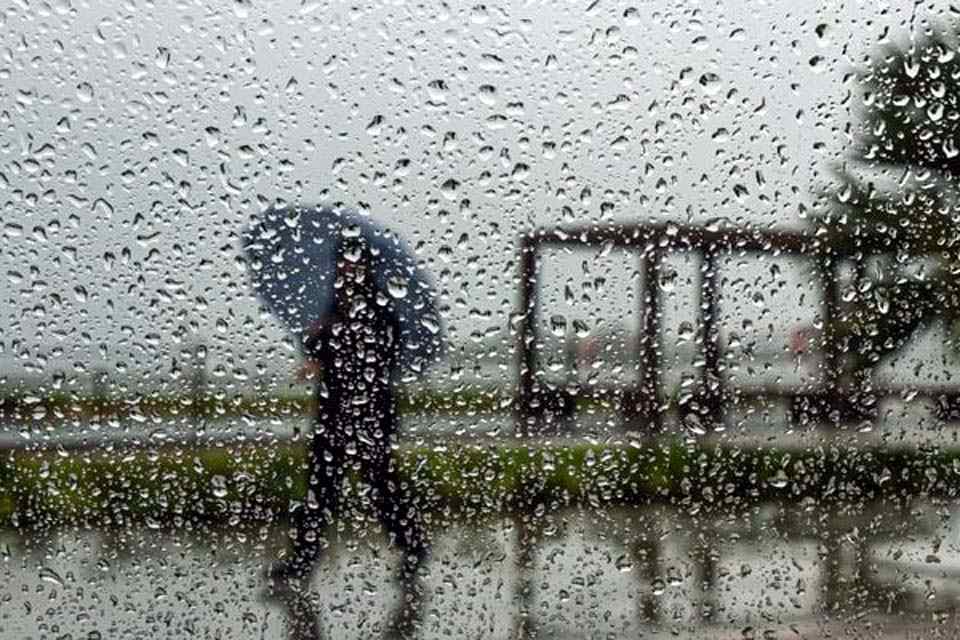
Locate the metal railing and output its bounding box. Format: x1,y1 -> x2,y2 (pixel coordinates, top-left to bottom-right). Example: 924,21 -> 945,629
515,222 -> 960,435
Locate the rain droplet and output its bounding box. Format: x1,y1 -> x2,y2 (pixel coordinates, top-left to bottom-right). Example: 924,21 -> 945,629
698,73 -> 721,95
511,163 -> 529,180
211,475 -> 228,499
875,291 -> 889,315
470,4 -> 489,24
387,276 -> 408,299
204,127 -> 221,148
233,0 -> 251,19
769,469 -> 790,489
155,47 -> 170,69
39,566 -> 64,587
572,319 -> 590,338
658,267 -> 678,292
683,413 -> 706,436
549,314 -> 567,337
420,315 -> 440,335
904,57 -> 920,79
837,183 -> 853,203
440,178 -> 460,200
651,578 -> 666,596
427,79 -> 447,103
76,82 -> 94,103
366,115 -> 384,136
91,198 -> 113,219
478,84 -> 497,106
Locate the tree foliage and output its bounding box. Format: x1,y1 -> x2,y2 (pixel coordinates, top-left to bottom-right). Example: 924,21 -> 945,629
816,30 -> 960,375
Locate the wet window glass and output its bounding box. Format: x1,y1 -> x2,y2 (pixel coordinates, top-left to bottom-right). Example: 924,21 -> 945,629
6,2 -> 960,639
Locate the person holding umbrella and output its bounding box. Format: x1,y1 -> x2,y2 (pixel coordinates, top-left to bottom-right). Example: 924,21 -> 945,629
243,206 -> 443,639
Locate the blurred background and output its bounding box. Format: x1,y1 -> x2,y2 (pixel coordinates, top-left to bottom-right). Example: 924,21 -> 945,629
4,0 -> 960,638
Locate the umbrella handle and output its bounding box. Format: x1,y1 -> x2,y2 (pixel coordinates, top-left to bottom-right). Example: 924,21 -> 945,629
295,359 -> 323,383
302,315 -> 337,354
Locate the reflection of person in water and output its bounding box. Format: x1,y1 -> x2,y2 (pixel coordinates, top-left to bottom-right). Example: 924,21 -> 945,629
269,235 -> 430,639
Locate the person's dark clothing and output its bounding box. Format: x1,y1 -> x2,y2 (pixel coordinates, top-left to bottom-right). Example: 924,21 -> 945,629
281,292 -> 429,583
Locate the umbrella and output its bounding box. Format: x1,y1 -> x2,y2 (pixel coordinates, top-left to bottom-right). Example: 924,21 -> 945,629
241,205 -> 444,375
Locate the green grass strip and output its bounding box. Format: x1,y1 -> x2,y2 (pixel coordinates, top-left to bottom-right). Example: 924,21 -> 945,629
2,441 -> 958,532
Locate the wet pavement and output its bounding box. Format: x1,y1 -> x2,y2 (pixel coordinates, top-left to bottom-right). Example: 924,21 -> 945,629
1,507 -> 952,639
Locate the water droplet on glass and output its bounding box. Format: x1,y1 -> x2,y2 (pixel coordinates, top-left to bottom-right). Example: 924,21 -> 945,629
76,82 -> 93,103
155,47 -> 170,69
572,319 -> 590,338
39,566 -> 64,587
366,115 -> 384,136
658,267 -> 678,292
441,178 -> 460,200
478,84 -> 497,106
769,469 -> 790,489
387,276 -> 408,299
683,413 -> 706,436
549,314 -> 567,337
651,578 -> 666,596
233,0 -> 252,19
211,475 -> 228,499
698,72 -> 721,95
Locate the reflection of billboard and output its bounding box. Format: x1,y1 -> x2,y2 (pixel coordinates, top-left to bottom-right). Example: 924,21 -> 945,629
790,325 -> 816,355
577,334 -> 603,365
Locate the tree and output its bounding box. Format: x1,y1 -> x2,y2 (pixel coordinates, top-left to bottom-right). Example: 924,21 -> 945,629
815,29 -> 960,382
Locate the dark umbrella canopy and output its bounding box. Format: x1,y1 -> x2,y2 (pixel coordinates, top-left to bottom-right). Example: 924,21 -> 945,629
242,205 -> 444,375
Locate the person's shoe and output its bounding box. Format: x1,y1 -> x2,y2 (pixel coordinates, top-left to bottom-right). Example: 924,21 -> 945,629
260,561 -> 304,603
384,562 -> 427,639
261,563 -> 323,640
285,591 -> 323,640
383,593 -> 423,639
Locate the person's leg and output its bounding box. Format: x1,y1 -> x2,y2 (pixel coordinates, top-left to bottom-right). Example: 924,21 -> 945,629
274,426 -> 346,586
365,447 -> 430,574
265,393 -> 347,640
362,387 -> 430,565
283,592 -> 323,640
264,434 -> 341,640
361,399 -> 430,637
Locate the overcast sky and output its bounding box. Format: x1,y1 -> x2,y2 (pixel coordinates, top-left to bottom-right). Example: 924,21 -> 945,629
0,0 -> 953,393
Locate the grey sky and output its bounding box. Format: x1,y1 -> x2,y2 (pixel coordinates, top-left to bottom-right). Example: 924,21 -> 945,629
0,0 -> 953,393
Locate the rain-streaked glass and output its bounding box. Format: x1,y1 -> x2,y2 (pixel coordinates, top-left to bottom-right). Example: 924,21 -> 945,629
3,2 -> 960,639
